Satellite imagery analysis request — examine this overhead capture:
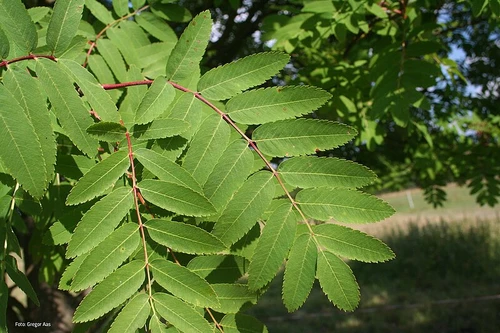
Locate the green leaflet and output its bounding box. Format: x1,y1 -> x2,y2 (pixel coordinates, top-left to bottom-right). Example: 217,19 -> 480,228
135,78 -> 176,125
0,0 -> 37,57
3,66 -> 56,187
84,0 -> 114,24
150,313 -> 168,333
59,59 -> 120,122
316,251 -> 360,311
5,256 -> 40,306
211,284 -> 258,313
112,0 -> 129,17
220,314 -> 268,333
145,219 -> 226,254
198,52 -> 290,100
226,86 -> 332,124
119,65 -> 148,128
86,122 -> 127,142
73,260 -> 145,322
279,156 -> 377,189
153,293 -> 213,333
282,233 -> 317,312
213,172 -> 276,246
46,0 -> 85,55
139,179 -> 216,216
0,84 -> 47,198
97,39 -> 128,82
71,223 -> 140,291
150,3 -> 192,22
187,255 -> 248,284
134,148 -> 202,193
203,140 -> 254,212
132,119 -> 189,140
135,12 -> 178,42
0,27 -> 9,58
165,10 -> 212,87
150,258 -> 219,308
108,293 -> 150,333
36,59 -> 98,157
59,252 -> 88,291
66,187 -> 134,258
183,114 -> 231,185
248,203 -> 298,290
296,188 -> 395,223
164,90 -> 202,139
66,150 -> 130,205
314,224 -> 395,263
253,119 -> 357,157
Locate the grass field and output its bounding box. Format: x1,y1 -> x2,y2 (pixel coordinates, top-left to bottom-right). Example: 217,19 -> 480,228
247,185 -> 500,333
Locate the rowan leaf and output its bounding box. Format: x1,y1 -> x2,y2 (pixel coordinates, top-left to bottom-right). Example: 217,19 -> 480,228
187,255 -> 248,283
84,0 -> 114,24
139,179 -> 216,216
36,58 -> 98,157
150,258 -> 219,308
279,156 -> 376,189
67,187 -> 134,258
59,252 -> 88,291
0,0 -> 37,57
253,119 -> 357,157
5,256 -> 40,306
97,39 -> 128,82
198,52 -> 290,100
46,0 -> 85,55
248,203 -> 298,290
0,84 -> 46,198
314,224 -> 395,263
66,150 -> 130,205
0,27 -> 9,58
226,86 -> 331,124
73,260 -> 145,322
316,251 -> 360,311
282,233 -> 317,311
59,59 -> 120,122
4,67 -> 56,187
132,119 -> 189,140
135,77 -> 176,125
153,293 -> 213,333
86,122 -> 127,142
134,148 -> 202,192
213,172 -> 276,246
220,314 -> 268,333
297,188 -> 395,223
203,140 -> 254,211
71,223 -> 140,291
211,284 -> 258,313
112,0 -> 129,17
165,10 -> 212,86
145,219 -> 226,254
182,114 -> 231,185
135,11 -> 177,42
108,293 -> 150,333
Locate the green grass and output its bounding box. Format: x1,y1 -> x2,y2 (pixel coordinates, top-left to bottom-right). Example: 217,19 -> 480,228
247,219 -> 500,333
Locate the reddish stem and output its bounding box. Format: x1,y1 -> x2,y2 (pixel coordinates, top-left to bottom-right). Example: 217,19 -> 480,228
0,54 -> 56,68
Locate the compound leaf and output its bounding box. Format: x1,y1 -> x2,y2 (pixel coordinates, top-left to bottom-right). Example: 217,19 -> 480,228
226,86 -> 331,124
317,251 -> 360,311
279,156 -> 376,189
165,10 -> 212,86
47,0 -> 85,55
0,82 -> 47,198
282,233 -> 317,312
139,179 -> 216,216
314,224 -> 395,263
67,187 -> 134,258
66,150 -> 130,205
150,258 -> 219,308
36,58 -> 98,157
0,0 -> 37,57
248,203 -> 297,290
198,52 -> 290,100
108,293 -> 150,333
153,293 -> 213,333
253,119 -> 357,157
73,260 -> 145,322
297,188 -> 395,223
145,219 -> 226,254
71,223 -> 140,291
135,77 -> 176,125
213,172 -> 276,246
134,148 -> 202,192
